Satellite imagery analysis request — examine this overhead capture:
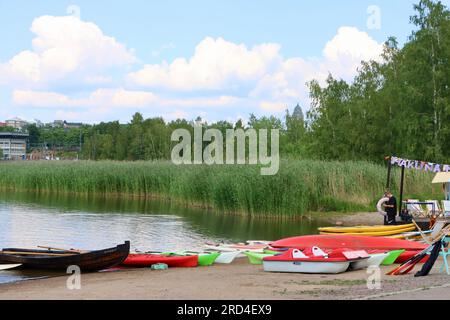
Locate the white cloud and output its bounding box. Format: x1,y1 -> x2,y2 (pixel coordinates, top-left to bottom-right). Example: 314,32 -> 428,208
13,88 -> 157,108
12,88 -> 240,110
127,28 -> 383,113
127,37 -> 281,91
260,101 -> 287,112
0,15 -> 136,88
5,19 -> 384,122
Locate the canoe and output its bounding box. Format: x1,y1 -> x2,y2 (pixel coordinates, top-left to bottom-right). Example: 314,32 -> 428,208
122,253 -> 198,268
381,250 -> 405,266
0,242 -> 130,271
350,253 -> 389,270
319,224 -> 415,234
319,226 -> 416,237
213,251 -> 242,264
0,264 -> 22,271
262,248 -> 364,274
243,252 -> 276,265
270,235 -> 428,252
162,252 -> 220,266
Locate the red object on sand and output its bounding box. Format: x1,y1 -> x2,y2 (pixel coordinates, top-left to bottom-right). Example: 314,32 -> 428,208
122,254 -> 198,268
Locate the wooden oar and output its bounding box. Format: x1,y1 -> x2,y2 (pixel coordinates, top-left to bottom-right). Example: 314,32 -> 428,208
37,246 -> 86,253
1,251 -> 75,256
411,219 -> 432,245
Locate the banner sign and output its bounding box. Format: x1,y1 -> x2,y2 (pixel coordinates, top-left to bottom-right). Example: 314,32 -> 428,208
390,156 -> 450,173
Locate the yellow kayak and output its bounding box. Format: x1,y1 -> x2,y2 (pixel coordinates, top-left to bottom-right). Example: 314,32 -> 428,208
319,225 -> 416,237
318,223 -> 415,234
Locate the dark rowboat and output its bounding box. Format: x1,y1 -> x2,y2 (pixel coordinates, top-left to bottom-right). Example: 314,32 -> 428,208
0,241 -> 130,272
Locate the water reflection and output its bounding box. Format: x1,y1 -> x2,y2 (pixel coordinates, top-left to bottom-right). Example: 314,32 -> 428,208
0,190 -> 320,284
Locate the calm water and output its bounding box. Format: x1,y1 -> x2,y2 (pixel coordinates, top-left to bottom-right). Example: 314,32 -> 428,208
0,191 -> 322,284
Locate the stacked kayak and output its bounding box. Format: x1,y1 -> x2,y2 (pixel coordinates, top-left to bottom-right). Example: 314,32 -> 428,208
318,224 -> 416,237
270,235 -> 427,264
122,253 -> 198,268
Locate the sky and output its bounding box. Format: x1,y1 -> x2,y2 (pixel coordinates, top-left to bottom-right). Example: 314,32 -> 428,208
0,0 -> 447,125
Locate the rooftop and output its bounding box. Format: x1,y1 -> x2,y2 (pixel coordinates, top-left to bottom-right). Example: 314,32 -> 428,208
0,132 -> 29,138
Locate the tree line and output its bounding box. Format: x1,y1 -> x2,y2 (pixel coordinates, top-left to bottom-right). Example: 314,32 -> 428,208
21,0 -> 450,163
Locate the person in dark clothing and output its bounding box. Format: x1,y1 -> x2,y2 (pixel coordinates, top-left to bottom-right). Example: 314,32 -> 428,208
383,191 -> 397,225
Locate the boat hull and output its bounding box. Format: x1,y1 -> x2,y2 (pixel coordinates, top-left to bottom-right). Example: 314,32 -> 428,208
122,254 -> 198,268
214,251 -> 241,264
263,260 -> 350,274
0,242 -> 130,272
244,252 -> 275,265
350,253 -> 388,270
319,225 -> 416,237
319,224 -> 415,234
0,264 -> 22,271
271,235 -> 427,252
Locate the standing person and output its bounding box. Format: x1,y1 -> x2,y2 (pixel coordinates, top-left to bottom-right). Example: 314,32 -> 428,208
383,191 -> 397,225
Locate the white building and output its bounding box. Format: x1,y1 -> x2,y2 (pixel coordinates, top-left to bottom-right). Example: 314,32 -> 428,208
0,132 -> 29,160
5,117 -> 28,130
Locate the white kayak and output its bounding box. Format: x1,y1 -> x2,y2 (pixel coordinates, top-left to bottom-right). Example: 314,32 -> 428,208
214,251 -> 241,264
350,253 -> 389,270
0,264 -> 22,271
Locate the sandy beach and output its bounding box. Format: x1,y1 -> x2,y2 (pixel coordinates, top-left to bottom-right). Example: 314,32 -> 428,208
1,258 -> 449,300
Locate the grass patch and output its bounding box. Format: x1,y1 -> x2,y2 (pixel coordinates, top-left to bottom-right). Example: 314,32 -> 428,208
0,159 -> 438,218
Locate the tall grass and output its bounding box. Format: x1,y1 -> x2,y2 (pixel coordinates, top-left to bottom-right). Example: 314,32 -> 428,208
0,160 -> 438,218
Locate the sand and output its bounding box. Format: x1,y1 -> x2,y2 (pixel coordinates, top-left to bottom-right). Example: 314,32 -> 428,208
1,258 -> 449,300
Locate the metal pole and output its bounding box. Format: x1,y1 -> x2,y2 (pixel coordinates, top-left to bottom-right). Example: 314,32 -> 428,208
399,165 -> 405,215
386,156 -> 392,190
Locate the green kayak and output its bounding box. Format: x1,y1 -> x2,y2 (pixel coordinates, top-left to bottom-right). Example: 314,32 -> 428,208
263,249 -> 282,255
243,252 -> 276,265
162,251 -> 220,266
381,249 -> 405,266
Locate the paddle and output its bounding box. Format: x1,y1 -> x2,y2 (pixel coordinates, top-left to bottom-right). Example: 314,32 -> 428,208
411,220 -> 432,245
1,251 -> 75,256
387,225 -> 450,276
37,246 -> 86,253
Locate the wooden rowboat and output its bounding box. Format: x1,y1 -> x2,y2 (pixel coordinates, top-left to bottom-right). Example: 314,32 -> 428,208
0,242 -> 130,272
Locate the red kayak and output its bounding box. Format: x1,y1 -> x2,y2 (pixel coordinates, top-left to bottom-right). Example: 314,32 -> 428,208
122,254 -> 198,268
271,235 -> 427,252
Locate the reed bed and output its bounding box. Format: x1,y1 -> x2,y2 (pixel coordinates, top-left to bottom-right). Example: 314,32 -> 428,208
0,160 -> 437,218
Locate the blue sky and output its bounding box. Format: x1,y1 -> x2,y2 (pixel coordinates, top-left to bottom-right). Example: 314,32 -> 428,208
0,0 -> 446,124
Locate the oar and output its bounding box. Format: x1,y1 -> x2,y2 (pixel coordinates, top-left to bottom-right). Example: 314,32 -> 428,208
411,220 -> 432,245
387,225 -> 450,275
37,246 -> 86,253
1,251 -> 75,256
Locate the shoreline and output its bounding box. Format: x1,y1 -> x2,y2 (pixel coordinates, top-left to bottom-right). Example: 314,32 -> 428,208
1,187 -> 384,222
1,258 -> 449,300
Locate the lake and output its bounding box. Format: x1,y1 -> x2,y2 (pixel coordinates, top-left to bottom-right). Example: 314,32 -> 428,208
0,191 -> 323,284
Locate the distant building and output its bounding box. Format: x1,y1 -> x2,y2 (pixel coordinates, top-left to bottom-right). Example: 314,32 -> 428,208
0,122 -> 6,127
0,132 -> 29,160
63,121 -> 83,129
5,117 -> 28,130
51,120 -> 65,128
